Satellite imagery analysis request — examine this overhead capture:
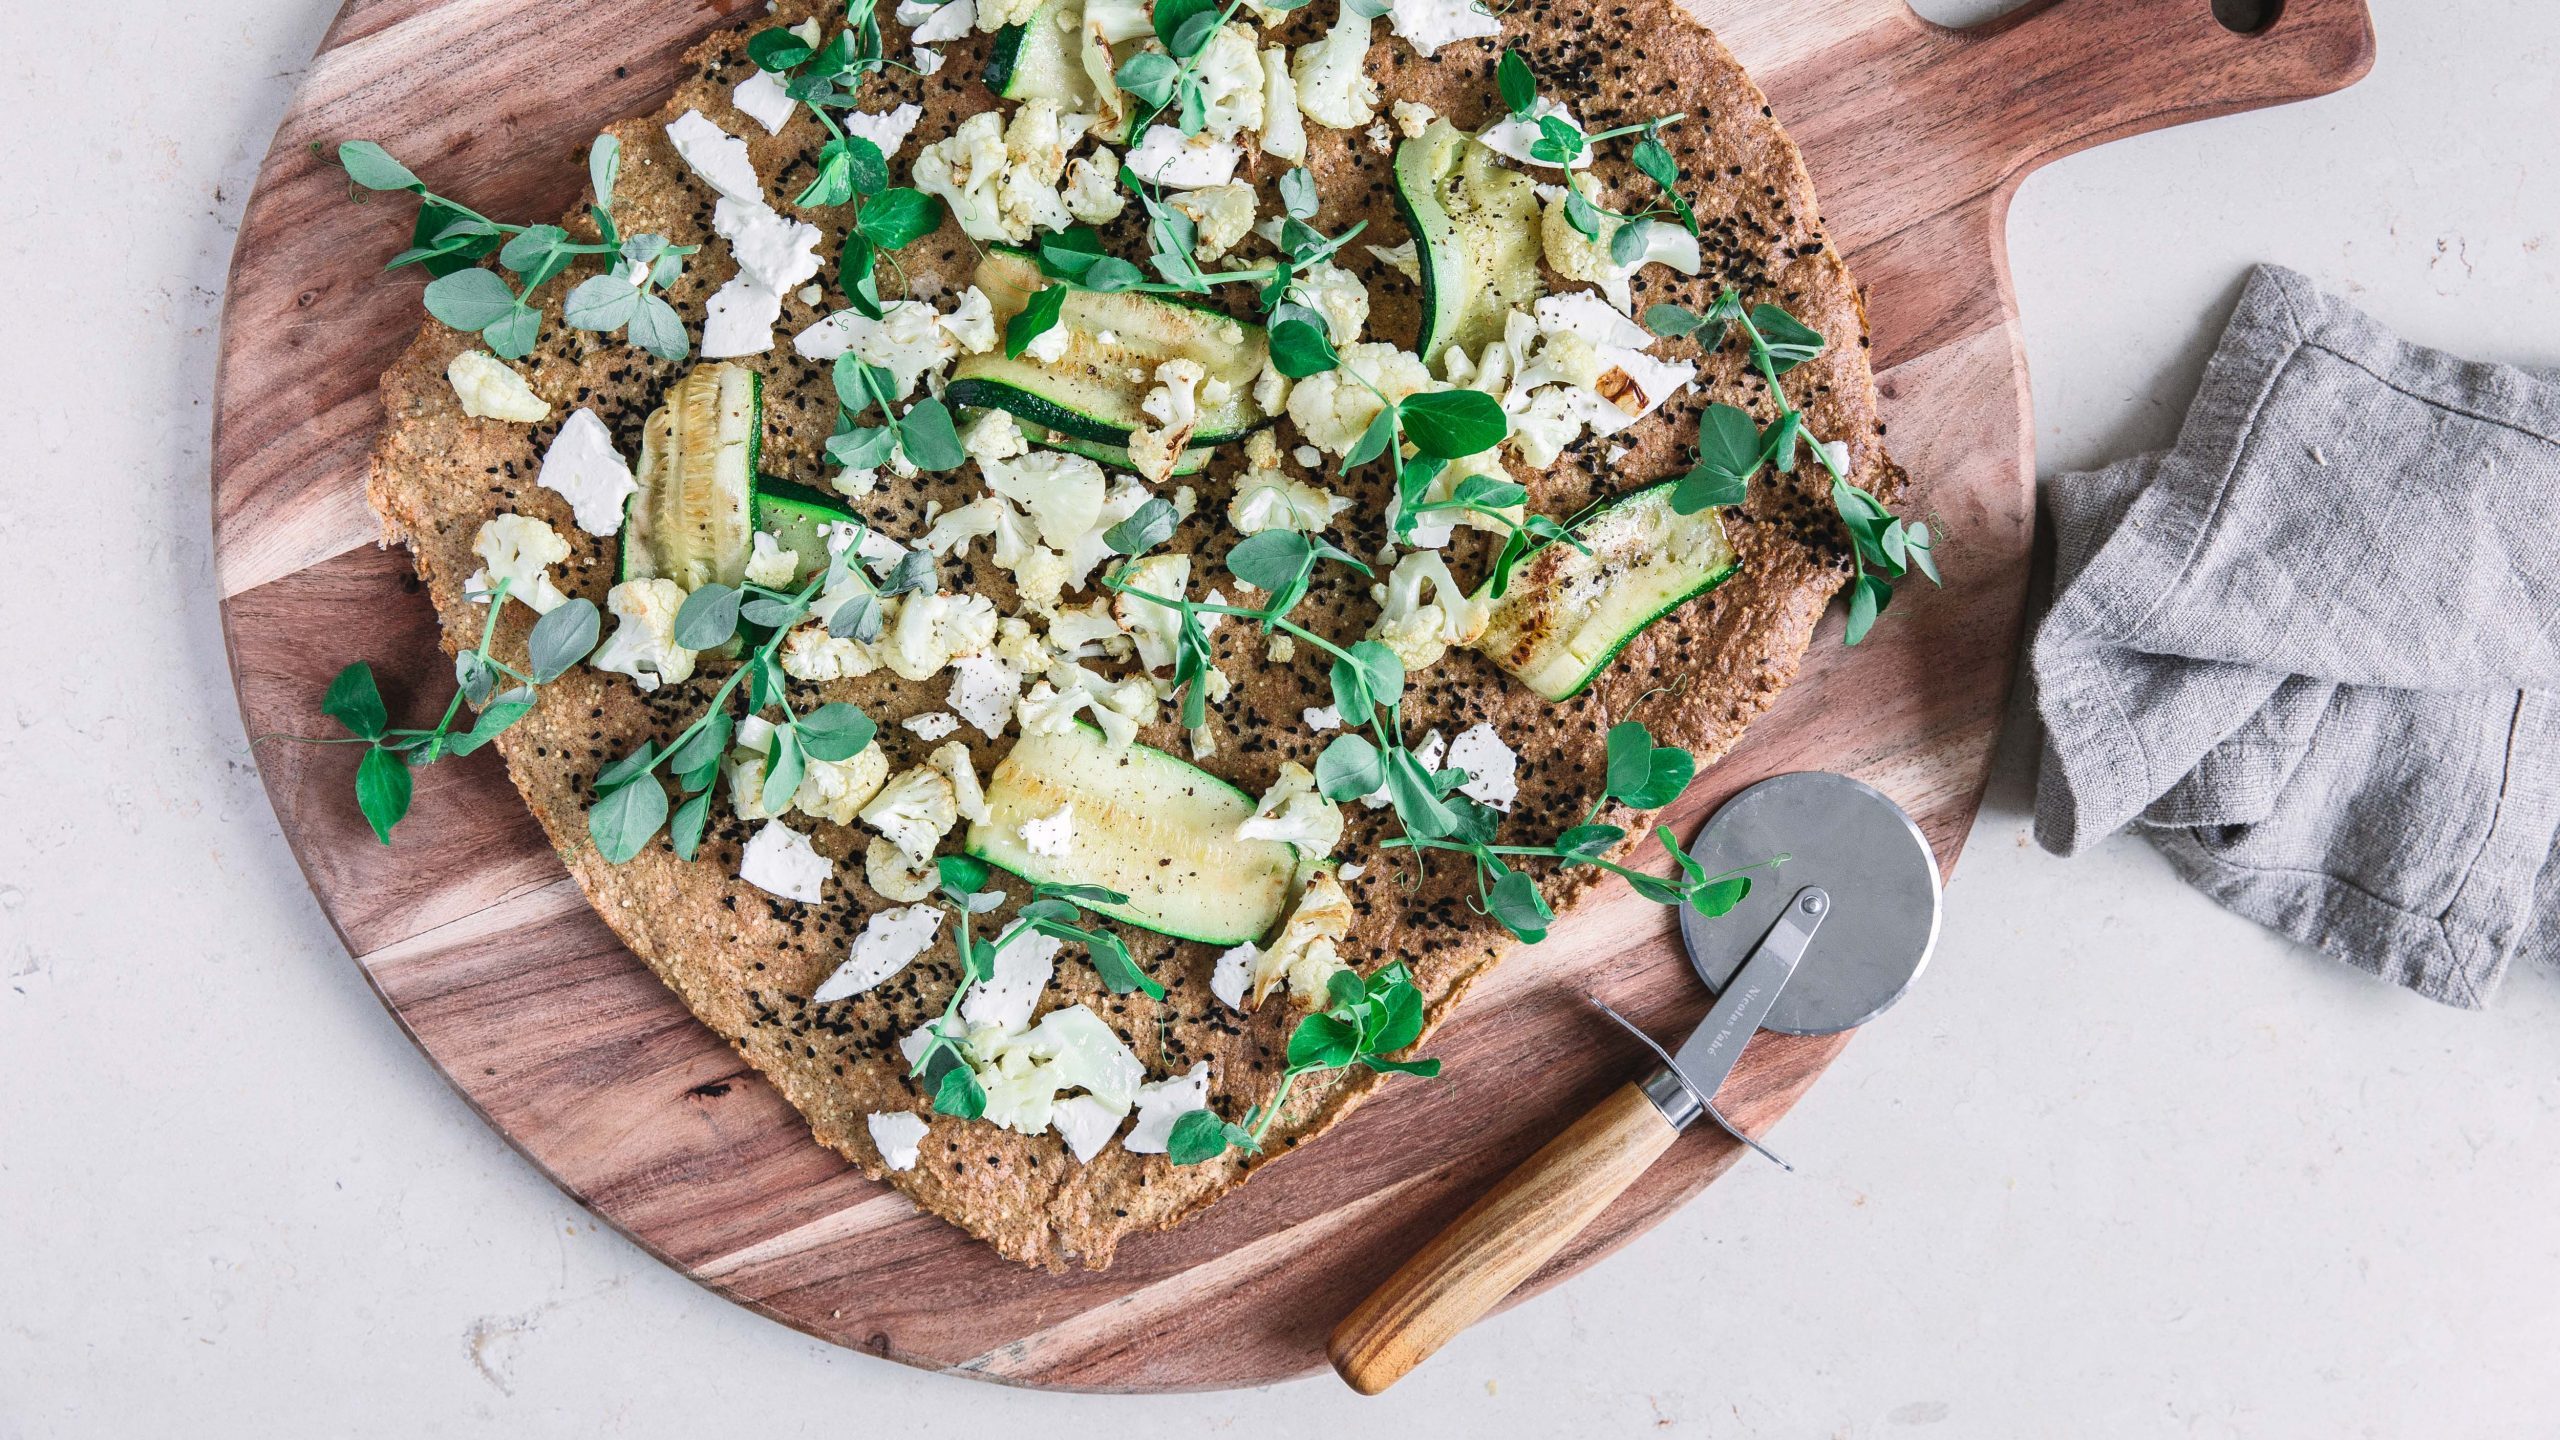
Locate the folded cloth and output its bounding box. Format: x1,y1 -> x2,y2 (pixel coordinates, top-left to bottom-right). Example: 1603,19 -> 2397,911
2033,264 -> 2560,1008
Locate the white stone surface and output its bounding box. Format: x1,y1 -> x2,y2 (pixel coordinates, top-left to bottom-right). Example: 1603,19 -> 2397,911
4,0 -> 2558,1433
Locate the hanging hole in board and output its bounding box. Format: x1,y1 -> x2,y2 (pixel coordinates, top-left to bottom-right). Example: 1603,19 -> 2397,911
2212,0 -> 2284,34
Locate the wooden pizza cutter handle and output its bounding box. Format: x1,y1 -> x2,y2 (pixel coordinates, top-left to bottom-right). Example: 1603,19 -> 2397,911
1328,1080 -> 1680,1395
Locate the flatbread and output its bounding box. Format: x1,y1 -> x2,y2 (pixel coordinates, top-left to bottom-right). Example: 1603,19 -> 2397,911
367,0 -> 1902,1268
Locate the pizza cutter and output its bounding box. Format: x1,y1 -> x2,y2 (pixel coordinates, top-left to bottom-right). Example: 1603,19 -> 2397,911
1328,772 -> 1942,1394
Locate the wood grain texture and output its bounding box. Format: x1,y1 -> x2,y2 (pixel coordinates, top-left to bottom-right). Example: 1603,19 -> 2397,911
210,0 -> 2372,1391
1330,1080 -> 1684,1394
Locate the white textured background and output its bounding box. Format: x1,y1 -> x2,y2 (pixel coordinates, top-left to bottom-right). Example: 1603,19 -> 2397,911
5,0 -> 2557,1434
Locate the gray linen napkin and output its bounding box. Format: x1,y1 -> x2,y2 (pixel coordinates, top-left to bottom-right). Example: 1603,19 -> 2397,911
2033,264 -> 2560,1007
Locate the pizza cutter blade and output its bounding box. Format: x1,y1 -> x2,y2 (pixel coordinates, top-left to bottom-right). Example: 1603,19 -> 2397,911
1329,771 -> 1942,1395
1626,770 -> 1944,1164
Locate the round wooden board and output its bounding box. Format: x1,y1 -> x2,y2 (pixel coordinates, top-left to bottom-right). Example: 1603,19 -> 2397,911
213,0 -> 2371,1391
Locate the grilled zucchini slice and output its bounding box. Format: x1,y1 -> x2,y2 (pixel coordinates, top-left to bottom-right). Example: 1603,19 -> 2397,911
1394,120 -> 1546,368
966,722 -> 1295,946
621,362 -> 761,589
1470,482 -> 1738,701
750,478 -> 855,586
984,0 -> 1097,108
947,250 -> 1271,447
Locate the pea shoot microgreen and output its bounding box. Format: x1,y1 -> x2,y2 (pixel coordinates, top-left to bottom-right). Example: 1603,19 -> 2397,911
906,857 -> 1153,1119
1007,189 -> 1367,361
1261,345 -> 1568,600
1100,511 -> 1372,728
332,136 -> 697,362
587,528 -> 932,863
1377,720 -> 1763,944
740,3 -> 944,317
1114,0 -> 1316,148
1164,961 -> 1438,1165
1650,291 -> 1939,643
306,580 -> 603,843
828,352 -> 967,474
1491,49 -> 1692,253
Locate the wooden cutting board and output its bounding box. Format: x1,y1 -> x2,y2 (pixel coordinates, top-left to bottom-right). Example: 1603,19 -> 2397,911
212,0 -> 2371,1390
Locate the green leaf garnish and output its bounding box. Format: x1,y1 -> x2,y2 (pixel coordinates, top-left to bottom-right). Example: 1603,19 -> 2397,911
322,662 -> 389,740
354,746 -> 412,844
1397,390 -> 1509,460
1496,50 -> 1537,119
1168,961 -> 1439,1165
1004,283 -> 1068,360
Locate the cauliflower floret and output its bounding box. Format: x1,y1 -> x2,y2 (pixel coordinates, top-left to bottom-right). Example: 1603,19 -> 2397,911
962,407 -> 1028,467
883,591 -> 999,681
1046,598 -> 1129,658
1512,327 -> 1609,393
1251,352 -> 1292,418
1011,545 -> 1074,615
984,450 -> 1108,549
1249,871 -> 1355,1006
1237,761 -> 1345,862
1366,549 -> 1494,671
1170,183 -> 1258,264
1292,6 -> 1379,130
912,111 -> 1013,242
1259,46 -> 1306,163
744,531 -> 801,588
1194,23 -> 1266,141
1092,677 -> 1160,748
994,614 -> 1055,672
1228,436 -> 1351,534
1061,150 -> 1126,224
1058,474 -> 1160,591
928,485 -> 1073,613
1016,679 -> 1088,736
1125,126 -> 1242,188
796,748 -> 893,826
974,0 -> 1043,29
1390,99 -> 1437,138
929,740 -> 990,824
1038,660 -> 1158,749
446,351 -> 551,422
1295,260 -> 1370,346
940,285 -> 999,353
780,620 -> 885,681
589,578 -> 698,692
1109,553 -> 1194,671
865,835 -> 939,901
1540,174 -> 1703,311
1285,341 -> 1433,456
794,299 -> 958,399
726,715 -> 892,825
463,513 -> 573,614
921,495 -> 1005,559
860,764 -> 962,865
1127,358 -> 1210,484
1510,383 -> 1621,469
996,100 -> 1075,235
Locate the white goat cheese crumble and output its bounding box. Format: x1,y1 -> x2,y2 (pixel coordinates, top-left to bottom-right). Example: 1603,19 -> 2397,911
814,905 -> 946,1002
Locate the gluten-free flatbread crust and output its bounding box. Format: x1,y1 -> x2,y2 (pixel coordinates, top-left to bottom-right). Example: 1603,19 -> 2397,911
367,0 -> 1903,1268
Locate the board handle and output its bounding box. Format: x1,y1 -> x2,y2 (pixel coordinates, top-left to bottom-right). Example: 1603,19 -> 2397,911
1328,1080 -> 1682,1395
1900,0 -> 2378,194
